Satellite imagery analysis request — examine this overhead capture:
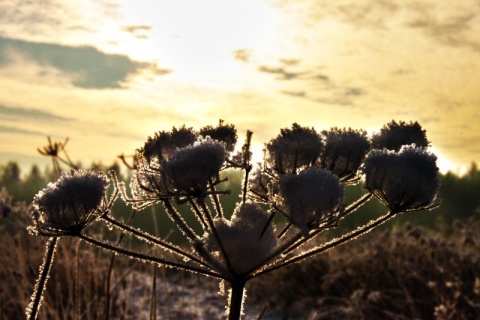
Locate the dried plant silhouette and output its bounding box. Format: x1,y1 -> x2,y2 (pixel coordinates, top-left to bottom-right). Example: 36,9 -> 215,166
26,120 -> 441,319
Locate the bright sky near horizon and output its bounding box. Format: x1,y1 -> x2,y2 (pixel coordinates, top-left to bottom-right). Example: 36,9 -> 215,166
0,0 -> 479,175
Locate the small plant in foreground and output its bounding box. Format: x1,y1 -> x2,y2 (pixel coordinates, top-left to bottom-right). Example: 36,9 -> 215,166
26,120 -> 440,319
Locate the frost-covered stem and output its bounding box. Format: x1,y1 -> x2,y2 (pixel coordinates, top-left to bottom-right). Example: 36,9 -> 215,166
77,233 -> 225,280
200,201 -> 235,273
162,200 -> 198,241
252,211 -> 396,279
241,130 -> 253,204
228,278 -> 246,320
104,210 -> 137,320
209,178 -> 224,218
244,231 -> 303,276
283,193 -> 374,254
102,214 -> 210,269
27,237 -> 58,320
188,200 -> 209,230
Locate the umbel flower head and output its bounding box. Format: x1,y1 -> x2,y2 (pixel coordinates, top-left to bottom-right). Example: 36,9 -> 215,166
199,119 -> 237,152
266,123 -> 323,174
320,127 -> 371,181
371,120 -> 429,151
165,138 -> 226,202
279,168 -> 343,236
30,170 -> 110,236
204,202 -> 277,275
139,125 -> 197,165
363,146 -> 440,213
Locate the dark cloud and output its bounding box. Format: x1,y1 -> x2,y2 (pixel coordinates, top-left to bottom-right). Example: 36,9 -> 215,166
0,104 -> 72,121
407,10 -> 480,52
0,124 -> 43,136
0,36 -> 171,88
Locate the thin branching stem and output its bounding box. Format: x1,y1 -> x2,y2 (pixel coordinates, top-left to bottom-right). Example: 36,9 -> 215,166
27,237 -> 59,320
283,193 -> 374,254
188,200 -> 209,230
77,233 -> 225,280
251,211 -> 396,279
209,178 -> 224,218
162,200 -> 198,241
102,214 -> 210,268
199,201 -> 235,274
104,210 -> 137,320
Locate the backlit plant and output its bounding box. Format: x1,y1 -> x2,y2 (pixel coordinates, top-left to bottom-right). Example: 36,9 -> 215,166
26,120 -> 440,320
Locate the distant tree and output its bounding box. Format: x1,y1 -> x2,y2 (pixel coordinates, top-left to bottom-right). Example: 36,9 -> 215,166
20,165 -> 48,202
0,162 -> 21,196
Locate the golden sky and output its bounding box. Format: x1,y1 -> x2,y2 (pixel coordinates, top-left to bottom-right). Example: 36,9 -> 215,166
0,0 -> 479,174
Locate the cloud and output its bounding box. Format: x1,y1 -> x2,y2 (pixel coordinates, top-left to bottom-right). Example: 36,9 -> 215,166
0,104 -> 72,122
233,49 -> 251,62
258,65 -> 307,80
0,36 -> 171,89
0,124 -> 43,136
406,8 -> 480,52
121,25 -> 152,39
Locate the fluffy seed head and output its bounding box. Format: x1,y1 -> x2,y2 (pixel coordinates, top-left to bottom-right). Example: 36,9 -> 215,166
31,170 -> 109,236
266,123 -> 323,174
204,202 -> 277,274
320,128 -> 371,180
139,125 -> 197,164
165,139 -> 226,200
364,146 -> 440,212
199,120 -> 237,152
279,168 -> 343,236
372,120 -> 429,151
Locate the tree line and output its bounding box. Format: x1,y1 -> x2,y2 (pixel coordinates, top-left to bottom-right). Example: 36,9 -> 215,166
1,160 -> 479,227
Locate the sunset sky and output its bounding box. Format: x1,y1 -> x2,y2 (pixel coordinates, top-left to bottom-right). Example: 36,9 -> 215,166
0,0 -> 479,175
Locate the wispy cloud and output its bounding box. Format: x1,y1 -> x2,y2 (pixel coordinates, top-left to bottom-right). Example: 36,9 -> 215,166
0,104 -> 72,122
0,36 -> 171,89
0,124 -> 43,136
121,25 -> 152,39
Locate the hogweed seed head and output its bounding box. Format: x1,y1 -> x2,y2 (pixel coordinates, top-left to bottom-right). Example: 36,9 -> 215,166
266,123 -> 323,174
279,168 -> 343,236
204,202 -> 277,274
200,120 -> 238,152
140,125 -> 197,165
320,128 -> 371,181
363,146 -> 440,213
372,120 -> 429,151
166,139 -> 226,201
31,170 -> 110,236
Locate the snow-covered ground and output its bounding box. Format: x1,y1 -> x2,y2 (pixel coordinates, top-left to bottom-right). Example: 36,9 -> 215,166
114,271 -> 281,319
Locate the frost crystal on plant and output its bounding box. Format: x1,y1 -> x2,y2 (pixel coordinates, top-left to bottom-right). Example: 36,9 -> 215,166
31,170 -> 110,236
165,139 -> 226,202
266,123 -> 323,174
320,128 -> 371,181
364,146 -> 440,212
279,168 -> 343,236
371,120 -> 429,151
204,202 -> 277,274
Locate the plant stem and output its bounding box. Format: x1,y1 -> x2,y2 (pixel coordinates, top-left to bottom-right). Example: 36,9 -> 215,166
27,237 -> 58,320
77,233 -> 224,280
102,214 -> 210,269
252,211 -> 395,279
228,279 -> 246,320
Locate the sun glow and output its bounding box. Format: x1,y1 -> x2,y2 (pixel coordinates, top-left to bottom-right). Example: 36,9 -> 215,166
113,0 -> 278,86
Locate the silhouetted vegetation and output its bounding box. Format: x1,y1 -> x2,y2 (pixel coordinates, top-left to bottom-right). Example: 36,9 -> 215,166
2,160 -> 479,230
